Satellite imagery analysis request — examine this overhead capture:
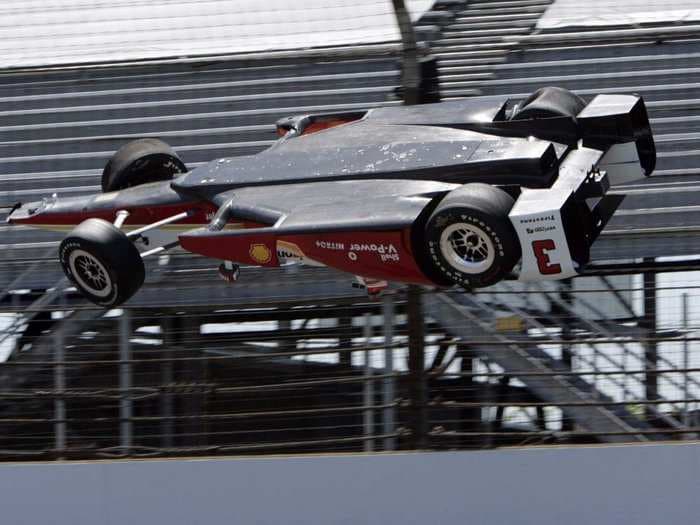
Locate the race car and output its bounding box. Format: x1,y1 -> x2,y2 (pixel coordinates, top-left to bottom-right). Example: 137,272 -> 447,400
7,87 -> 655,307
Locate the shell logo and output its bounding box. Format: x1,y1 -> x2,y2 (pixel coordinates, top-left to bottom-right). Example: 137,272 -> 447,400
249,243 -> 272,264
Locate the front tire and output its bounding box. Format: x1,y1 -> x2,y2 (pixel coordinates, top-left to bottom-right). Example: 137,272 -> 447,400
102,138 -> 187,192
424,184 -> 520,288
59,219 -> 145,307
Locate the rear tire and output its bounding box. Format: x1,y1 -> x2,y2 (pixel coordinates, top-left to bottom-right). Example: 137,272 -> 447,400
511,86 -> 585,120
59,219 -> 145,307
102,138 -> 187,192
424,184 -> 520,288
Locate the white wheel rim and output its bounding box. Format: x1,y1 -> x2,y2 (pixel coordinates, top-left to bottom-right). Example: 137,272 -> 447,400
68,249 -> 113,298
439,223 -> 495,274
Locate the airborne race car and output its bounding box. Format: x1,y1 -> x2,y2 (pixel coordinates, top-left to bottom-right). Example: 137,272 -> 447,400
7,87 -> 655,307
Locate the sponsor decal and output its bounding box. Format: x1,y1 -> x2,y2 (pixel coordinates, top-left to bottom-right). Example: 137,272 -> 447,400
348,242 -> 400,263
249,243 -> 272,264
316,240 -> 345,250
526,225 -> 556,234
518,215 -> 555,225
276,241 -> 305,261
316,239 -> 401,263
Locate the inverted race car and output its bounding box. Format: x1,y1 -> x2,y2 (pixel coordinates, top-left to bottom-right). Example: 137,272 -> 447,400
7,87 -> 655,307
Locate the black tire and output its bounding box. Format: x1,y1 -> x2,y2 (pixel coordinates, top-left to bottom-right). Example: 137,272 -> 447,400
511,86 -> 585,121
101,138 -> 187,192
424,184 -> 521,288
59,219 -> 145,307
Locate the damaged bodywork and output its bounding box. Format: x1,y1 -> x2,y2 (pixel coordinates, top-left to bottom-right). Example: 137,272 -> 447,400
8,87 -> 656,306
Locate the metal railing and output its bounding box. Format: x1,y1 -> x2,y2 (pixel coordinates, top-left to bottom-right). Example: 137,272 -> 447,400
1,277 -> 698,460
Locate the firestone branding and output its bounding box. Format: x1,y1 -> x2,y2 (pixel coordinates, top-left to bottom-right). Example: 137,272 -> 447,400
518,214 -> 555,224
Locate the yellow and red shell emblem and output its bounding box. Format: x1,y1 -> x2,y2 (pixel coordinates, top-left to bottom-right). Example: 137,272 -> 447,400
249,243 -> 272,264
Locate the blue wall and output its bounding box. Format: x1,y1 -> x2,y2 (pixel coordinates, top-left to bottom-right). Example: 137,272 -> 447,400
1,444 -> 698,525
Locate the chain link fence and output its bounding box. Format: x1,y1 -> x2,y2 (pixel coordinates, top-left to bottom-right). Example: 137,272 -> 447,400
1,274 -> 698,460
2,0 -> 700,460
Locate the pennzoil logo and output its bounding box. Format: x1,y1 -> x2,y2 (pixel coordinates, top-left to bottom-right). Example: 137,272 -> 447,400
249,243 -> 272,264
277,241 -> 305,260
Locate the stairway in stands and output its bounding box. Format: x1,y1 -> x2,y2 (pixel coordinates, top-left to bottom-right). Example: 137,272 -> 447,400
424,292 -> 673,442
426,0 -> 554,99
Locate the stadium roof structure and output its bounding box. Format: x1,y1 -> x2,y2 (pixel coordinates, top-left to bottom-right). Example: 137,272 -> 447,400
538,0 -> 700,30
0,0 -> 432,69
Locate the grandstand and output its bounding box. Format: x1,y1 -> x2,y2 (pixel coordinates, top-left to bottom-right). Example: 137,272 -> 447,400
0,0 -> 698,460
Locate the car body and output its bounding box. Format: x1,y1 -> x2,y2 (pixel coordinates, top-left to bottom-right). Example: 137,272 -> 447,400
7,88 -> 656,306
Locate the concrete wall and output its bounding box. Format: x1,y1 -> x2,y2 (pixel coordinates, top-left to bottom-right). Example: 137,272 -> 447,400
1,443 -> 698,525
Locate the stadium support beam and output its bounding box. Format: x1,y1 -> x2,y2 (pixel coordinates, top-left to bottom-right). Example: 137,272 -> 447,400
392,0 -> 420,106
458,345 -> 481,447
182,315 -> 206,447
559,279 -> 574,431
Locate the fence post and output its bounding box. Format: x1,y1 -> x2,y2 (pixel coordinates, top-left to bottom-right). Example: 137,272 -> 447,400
161,315 -> 176,448
558,279 -> 574,430
53,295 -> 66,457
642,264 -> 658,422
407,285 -> 428,449
363,313 -> 374,452
682,293 -> 691,435
119,310 -> 132,453
382,294 -> 396,450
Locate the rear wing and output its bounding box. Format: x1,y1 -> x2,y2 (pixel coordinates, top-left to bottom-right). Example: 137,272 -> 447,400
578,94 -> 656,176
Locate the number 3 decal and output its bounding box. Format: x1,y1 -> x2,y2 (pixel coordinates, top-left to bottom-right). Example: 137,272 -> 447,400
532,239 -> 561,275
